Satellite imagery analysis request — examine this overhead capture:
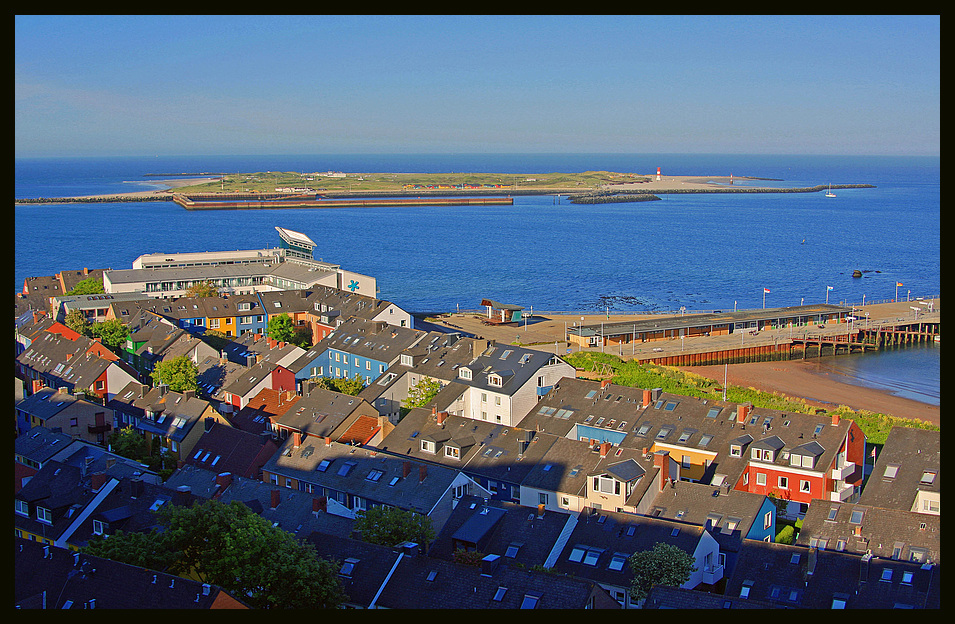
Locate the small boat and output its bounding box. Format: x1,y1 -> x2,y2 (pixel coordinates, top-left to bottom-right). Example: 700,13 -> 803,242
825,183 -> 836,198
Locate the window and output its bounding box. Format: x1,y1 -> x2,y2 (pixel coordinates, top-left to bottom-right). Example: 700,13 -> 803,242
699,434 -> 714,447
93,520 -> 105,535
756,472 -> 767,486
582,548 -> 602,566
880,568 -> 893,582
15,500 -> 29,516
569,545 -> 587,563
800,480 -> 811,493
920,471 -> 937,485
778,476 -> 789,489
608,552 -> 628,571
763,511 -> 772,530
445,446 -> 460,459
493,587 -> 507,602
336,461 -> 356,476
317,459 -> 331,472
505,543 -> 522,558
420,440 -> 436,454
458,367 -> 472,380
849,509 -> 864,524
883,464 -> 900,479
827,507 -> 839,521
37,506 -> 53,524
730,444 -> 742,457
366,469 -> 383,482
594,476 -> 620,495
520,593 -> 541,609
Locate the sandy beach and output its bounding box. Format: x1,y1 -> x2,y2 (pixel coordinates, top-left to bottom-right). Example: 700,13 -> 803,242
680,360 -> 940,426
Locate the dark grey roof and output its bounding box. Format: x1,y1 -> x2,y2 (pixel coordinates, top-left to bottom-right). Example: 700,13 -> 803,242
15,537 -> 246,609
858,426 -> 940,511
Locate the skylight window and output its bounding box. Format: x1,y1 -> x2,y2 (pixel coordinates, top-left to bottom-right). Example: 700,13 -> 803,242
849,509 -> 864,524
505,543 -> 522,558
366,469 -> 383,482
920,471 -> 937,485
883,464 -> 900,479
568,545 -> 587,563
705,407 -> 721,419
316,459 -> 331,472
493,587 -> 507,602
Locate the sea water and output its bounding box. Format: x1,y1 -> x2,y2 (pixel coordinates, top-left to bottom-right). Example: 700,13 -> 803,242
14,153 -> 940,403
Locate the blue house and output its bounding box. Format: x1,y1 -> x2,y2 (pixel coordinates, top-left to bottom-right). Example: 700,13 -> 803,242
314,317 -> 425,387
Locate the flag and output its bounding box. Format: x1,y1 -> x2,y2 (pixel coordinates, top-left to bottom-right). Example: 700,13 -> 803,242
827,286 -> 833,291
897,282 -> 903,287
763,288 -> 770,294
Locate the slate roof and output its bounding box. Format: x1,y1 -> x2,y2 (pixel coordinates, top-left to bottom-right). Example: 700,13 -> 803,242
272,386 -> 378,438
184,421 -> 278,479
306,532 -> 405,608
551,507 -> 708,588
15,460 -> 99,544
229,387 -> 301,434
263,436 -> 463,516
316,314 -> 426,365
796,499 -> 941,563
107,382 -> 215,443
15,538 -> 248,609
724,539 -> 941,608
428,495 -> 573,568
163,464 -> 356,540
858,426 -> 940,511
371,551 -> 618,609
377,407 -> 559,487
519,376 -> 858,489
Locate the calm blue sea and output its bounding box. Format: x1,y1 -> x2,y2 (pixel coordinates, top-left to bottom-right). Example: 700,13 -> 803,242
14,153 -> 939,404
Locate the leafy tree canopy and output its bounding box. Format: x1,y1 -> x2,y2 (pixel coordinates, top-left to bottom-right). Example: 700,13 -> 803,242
184,281 -> 219,298
66,276 -> 105,295
64,309 -> 91,336
150,355 -> 199,393
89,318 -> 130,350
267,313 -> 296,343
354,505 -> 435,548
107,425 -> 150,460
627,542 -> 697,604
401,376 -> 442,410
83,499 -> 347,609
311,374 -> 366,396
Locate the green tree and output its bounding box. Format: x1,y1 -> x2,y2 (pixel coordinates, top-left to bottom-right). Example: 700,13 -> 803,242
354,505 -> 435,548
311,374 -> 366,396
66,276 -> 105,295
627,542 -> 697,605
151,355 -> 199,393
64,309 -> 91,336
267,313 -> 296,343
107,426 -> 150,459
83,499 -> 346,609
401,376 -> 442,410
184,280 -> 219,298
89,318 -> 130,350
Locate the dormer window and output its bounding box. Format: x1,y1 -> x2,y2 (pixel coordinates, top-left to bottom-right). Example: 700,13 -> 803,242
420,439 -> 436,454
730,444 -> 742,457
36,506 -> 53,524
400,354 -> 413,366
488,374 -> 502,387
445,445 -> 460,459
458,367 -> 472,380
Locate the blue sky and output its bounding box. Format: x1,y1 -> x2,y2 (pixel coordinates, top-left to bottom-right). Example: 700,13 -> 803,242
15,15 -> 939,158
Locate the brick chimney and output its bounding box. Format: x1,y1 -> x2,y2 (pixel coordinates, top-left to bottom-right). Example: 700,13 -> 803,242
737,403 -> 750,424
437,411 -> 447,426
293,431 -> 302,448
419,464 -> 427,482
270,489 -> 280,509
324,436 -> 332,447
654,451 -> 671,492
831,412 -> 841,426
601,379 -> 611,390
90,472 -> 108,492
642,389 -> 651,408
403,461 -> 412,479
599,441 -> 612,457
537,503 -> 545,518
216,472 -> 233,490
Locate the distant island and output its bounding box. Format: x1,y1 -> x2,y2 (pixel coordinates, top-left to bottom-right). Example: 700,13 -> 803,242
14,170 -> 875,206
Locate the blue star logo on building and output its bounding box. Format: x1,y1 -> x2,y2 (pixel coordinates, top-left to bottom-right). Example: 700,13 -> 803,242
348,280 -> 359,292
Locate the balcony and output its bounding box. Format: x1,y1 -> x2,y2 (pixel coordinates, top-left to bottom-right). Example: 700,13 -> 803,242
702,563 -> 724,585
830,482 -> 854,502
831,461 -> 856,481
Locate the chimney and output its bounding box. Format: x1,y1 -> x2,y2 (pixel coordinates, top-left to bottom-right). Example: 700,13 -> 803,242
854,525 -> 862,537
654,451 -> 671,492
437,411 -> 448,426
403,461 -> 412,478
215,472 -> 233,490
642,389 -> 651,408
313,496 -> 327,514
173,485 -> 192,506
130,477 -> 144,498
270,489 -> 280,509
600,379 -> 611,390
599,441 -> 612,457
738,403 -> 751,424
324,436 -> 332,447
90,472 -> 108,492
537,503 -> 545,518
293,431 -> 302,448
419,464 -> 428,482
831,413 -> 841,426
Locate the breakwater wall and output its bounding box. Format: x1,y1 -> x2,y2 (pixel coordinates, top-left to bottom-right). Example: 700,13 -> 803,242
172,194 -> 514,210
570,183 -> 875,204
15,195 -> 172,205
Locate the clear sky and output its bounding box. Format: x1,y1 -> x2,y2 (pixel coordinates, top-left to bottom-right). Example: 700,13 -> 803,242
15,14 -> 940,158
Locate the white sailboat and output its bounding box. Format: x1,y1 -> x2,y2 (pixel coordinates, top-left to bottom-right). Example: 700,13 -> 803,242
825,183 -> 836,198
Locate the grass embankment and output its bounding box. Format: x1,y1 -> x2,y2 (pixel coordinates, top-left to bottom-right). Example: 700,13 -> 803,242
564,352 -> 938,447
174,170 -> 649,194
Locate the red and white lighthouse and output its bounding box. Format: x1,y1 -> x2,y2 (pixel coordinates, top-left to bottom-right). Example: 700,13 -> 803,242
656,167 -> 661,181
